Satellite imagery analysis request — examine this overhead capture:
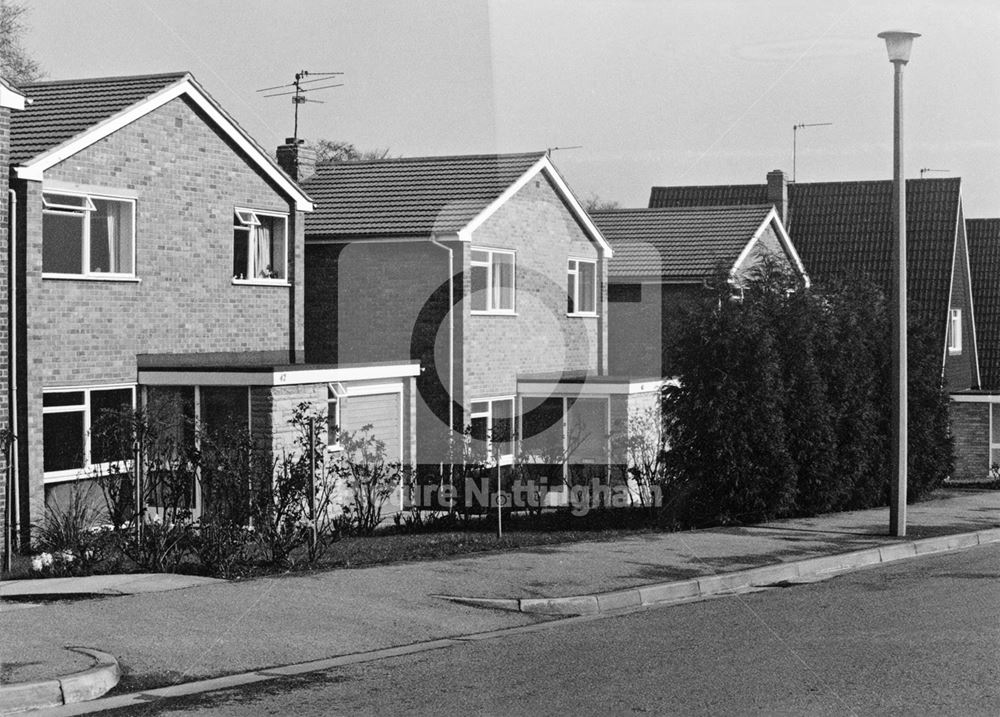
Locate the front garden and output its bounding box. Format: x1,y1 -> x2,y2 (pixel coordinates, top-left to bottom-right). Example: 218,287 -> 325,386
11,267 -> 956,581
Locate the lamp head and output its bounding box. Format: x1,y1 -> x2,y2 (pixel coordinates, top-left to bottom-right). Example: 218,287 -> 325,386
878,30 -> 920,64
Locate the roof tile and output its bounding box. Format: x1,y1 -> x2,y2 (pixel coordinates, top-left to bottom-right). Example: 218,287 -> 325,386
649,177 -> 961,336
967,218 -> 1000,388
10,73 -> 189,164
301,152 -> 546,237
592,205 -> 773,280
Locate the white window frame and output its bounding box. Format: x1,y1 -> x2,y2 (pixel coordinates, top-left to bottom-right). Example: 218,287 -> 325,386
232,207 -> 290,285
43,384 -> 136,483
41,189 -> 137,280
470,247 -> 516,315
567,257 -> 598,316
948,308 -> 962,355
471,395 -> 516,465
327,382 -> 347,452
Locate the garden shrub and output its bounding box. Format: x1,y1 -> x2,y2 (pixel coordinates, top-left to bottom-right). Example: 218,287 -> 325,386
663,265 -> 953,526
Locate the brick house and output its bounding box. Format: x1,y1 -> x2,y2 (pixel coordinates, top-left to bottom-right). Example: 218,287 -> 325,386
649,171 -> 979,478
0,77 -> 26,566
951,218 -> 1000,479
3,73 -> 418,549
297,151 -> 663,497
591,204 -> 808,377
648,172 -> 978,390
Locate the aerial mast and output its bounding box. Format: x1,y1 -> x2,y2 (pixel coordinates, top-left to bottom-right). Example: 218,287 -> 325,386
257,70 -> 344,142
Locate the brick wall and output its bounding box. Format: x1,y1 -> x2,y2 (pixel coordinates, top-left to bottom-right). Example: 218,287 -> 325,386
950,399 -> 989,480
464,171 -> 604,402
305,238 -> 458,463
19,95 -> 305,529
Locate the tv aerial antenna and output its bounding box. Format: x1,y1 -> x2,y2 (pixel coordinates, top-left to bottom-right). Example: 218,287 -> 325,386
919,168 -> 950,178
257,70 -> 344,142
792,122 -> 832,182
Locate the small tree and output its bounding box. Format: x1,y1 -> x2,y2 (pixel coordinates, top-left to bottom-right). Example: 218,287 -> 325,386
333,424 -> 404,535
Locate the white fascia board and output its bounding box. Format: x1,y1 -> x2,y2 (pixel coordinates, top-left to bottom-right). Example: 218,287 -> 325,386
139,363 -> 421,387
957,198 -> 982,387
0,83 -> 26,110
15,77 -> 314,212
458,155 -> 613,256
732,208 -> 811,288
950,393 -> 1000,403
273,364 -> 421,385
516,378 -> 669,396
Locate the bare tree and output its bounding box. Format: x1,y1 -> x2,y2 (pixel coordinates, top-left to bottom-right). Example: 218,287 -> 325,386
315,138 -> 394,164
0,1 -> 42,85
583,193 -> 620,212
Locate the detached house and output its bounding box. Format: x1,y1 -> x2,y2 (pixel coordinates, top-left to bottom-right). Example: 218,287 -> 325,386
591,204 -> 807,377
952,219 -> 1000,479
648,172 -> 978,392
296,151 -> 663,492
3,73 -> 418,550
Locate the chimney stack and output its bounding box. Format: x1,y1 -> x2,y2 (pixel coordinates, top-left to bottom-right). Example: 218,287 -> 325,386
766,169 -> 788,225
277,138 -> 316,183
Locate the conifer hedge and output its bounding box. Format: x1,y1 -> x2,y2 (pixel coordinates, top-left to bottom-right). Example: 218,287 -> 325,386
662,266 -> 952,526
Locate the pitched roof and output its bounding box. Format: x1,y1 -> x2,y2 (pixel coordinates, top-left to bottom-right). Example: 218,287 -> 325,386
8,72 -> 312,210
649,183 -> 767,208
967,218 -> 1000,388
649,177 -> 962,332
10,72 -> 188,164
591,205 -> 776,280
302,152 -> 548,237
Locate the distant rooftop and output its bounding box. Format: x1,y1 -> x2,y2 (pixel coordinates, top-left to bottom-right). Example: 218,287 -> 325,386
592,205 -> 775,281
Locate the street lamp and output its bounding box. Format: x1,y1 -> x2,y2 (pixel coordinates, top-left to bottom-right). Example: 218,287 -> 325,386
878,30 -> 919,537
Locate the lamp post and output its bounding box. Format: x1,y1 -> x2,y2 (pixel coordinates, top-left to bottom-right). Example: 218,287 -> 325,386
878,30 -> 919,537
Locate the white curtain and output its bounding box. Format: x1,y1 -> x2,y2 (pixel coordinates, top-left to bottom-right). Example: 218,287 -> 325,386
106,212 -> 116,272
253,221 -> 271,277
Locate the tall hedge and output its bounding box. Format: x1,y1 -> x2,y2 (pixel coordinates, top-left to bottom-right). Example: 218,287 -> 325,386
663,266 -> 952,525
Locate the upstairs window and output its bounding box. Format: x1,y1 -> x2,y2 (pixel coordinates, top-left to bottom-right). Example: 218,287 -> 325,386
471,248 -> 515,313
42,191 -> 135,277
233,209 -> 288,282
948,308 -> 962,354
567,259 -> 597,315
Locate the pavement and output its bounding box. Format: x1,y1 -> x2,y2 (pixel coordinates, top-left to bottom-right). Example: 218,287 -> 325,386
2,485 -> 999,714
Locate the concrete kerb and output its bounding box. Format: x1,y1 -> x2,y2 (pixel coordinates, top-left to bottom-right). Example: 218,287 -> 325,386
441,527 -> 1000,618
0,647 -> 118,715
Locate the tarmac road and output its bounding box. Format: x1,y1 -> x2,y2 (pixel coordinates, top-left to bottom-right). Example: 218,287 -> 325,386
86,540 -> 1000,717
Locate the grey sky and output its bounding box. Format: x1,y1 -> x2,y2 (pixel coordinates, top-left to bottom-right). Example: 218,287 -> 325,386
21,0 -> 1000,215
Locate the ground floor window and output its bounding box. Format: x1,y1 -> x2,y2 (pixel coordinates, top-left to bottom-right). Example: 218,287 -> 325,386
43,385 -> 135,479
470,396 -> 515,464
518,395 -> 609,483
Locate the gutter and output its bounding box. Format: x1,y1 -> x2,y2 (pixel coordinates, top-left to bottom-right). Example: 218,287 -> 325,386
4,188 -> 17,570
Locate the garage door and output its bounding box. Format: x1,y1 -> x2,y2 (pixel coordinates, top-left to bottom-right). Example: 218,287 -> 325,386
340,392 -> 401,462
